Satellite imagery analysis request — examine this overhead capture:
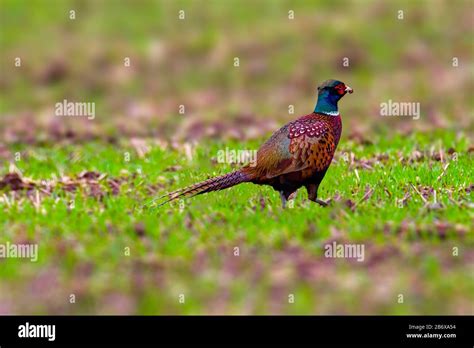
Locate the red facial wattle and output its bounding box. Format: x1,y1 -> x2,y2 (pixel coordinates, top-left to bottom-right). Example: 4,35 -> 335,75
335,84 -> 346,95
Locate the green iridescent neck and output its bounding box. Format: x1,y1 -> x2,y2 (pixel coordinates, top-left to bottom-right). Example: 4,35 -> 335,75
314,90 -> 339,115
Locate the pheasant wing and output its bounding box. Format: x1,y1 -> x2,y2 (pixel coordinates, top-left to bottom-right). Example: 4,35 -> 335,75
247,118 -> 336,179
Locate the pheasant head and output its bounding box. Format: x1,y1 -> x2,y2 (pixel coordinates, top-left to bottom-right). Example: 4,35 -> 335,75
314,79 -> 353,116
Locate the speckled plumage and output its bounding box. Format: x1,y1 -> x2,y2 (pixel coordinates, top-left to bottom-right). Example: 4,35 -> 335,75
155,79 -> 352,208
241,112 -> 342,205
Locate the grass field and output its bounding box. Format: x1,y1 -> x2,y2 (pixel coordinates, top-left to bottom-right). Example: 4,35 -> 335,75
1,130 -> 472,314
0,0 -> 473,314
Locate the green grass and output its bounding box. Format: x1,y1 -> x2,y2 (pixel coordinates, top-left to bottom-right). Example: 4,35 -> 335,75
1,130 -> 472,314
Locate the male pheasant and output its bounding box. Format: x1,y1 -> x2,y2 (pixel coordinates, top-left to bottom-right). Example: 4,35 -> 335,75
154,79 -> 353,208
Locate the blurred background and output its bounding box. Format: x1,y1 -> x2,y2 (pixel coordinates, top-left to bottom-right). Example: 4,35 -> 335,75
1,0 -> 472,143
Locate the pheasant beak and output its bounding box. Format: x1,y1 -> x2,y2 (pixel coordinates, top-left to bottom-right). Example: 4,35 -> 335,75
345,85 -> 353,94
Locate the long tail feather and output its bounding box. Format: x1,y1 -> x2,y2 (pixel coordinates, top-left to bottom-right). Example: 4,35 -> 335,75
148,170 -> 250,207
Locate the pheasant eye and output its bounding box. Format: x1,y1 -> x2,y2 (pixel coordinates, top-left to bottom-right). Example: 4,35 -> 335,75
335,84 -> 346,95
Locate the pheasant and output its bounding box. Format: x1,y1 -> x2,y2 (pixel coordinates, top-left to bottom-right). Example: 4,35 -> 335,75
153,79 -> 353,208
